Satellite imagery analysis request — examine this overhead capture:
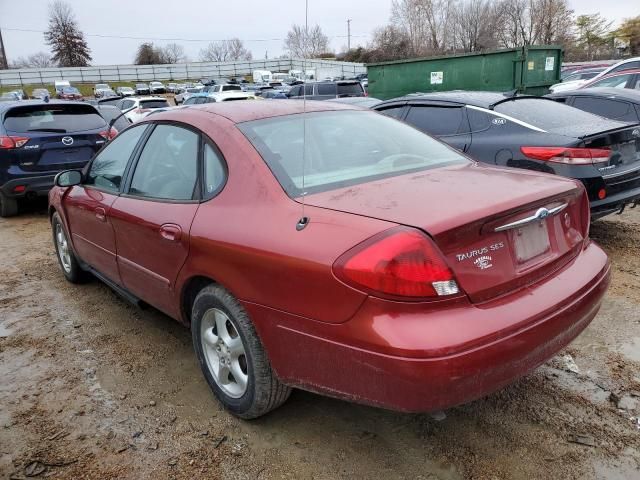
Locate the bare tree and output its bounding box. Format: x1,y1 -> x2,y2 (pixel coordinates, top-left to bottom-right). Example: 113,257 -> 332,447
199,38 -> 252,62
162,43 -> 187,64
284,24 -> 329,58
452,0 -> 500,52
391,0 -> 456,56
44,0 -> 91,67
11,52 -> 55,69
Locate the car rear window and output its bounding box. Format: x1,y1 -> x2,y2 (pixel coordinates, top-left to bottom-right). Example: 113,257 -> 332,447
238,110 -> 465,196
222,85 -> 242,91
493,98 -> 605,131
3,104 -> 107,133
337,83 -> 364,96
140,100 -> 170,109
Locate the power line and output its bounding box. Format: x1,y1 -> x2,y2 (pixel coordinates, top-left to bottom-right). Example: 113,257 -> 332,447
1,27 -> 369,44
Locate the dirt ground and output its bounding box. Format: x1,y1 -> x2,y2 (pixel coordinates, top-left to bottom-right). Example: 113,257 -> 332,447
1,202 -> 640,480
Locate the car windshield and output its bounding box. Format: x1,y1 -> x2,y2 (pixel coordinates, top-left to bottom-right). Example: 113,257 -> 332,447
493,98 -> 605,130
140,100 -> 170,109
239,111 -> 466,196
62,87 -> 79,93
96,84 -> 109,89
589,74 -> 632,88
337,83 -> 364,96
222,85 -> 242,91
3,104 -> 106,133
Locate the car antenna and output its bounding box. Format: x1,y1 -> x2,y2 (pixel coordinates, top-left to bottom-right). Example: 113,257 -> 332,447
296,0 -> 310,232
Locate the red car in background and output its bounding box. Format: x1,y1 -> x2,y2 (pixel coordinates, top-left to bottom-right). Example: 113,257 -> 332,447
56,86 -> 83,100
48,101 -> 610,419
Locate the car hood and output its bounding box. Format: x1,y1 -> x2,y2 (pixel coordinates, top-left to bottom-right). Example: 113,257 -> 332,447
302,162 -> 579,236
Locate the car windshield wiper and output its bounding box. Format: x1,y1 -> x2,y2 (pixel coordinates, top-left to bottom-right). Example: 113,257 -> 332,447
27,128 -> 67,133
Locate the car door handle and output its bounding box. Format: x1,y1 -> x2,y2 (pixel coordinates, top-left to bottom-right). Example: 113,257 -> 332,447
95,207 -> 107,222
159,224 -> 182,242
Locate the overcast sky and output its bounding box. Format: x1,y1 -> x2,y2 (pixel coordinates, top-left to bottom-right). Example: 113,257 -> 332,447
0,0 -> 638,65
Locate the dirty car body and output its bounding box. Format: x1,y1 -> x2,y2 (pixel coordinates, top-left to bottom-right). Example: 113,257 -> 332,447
49,101 -> 610,417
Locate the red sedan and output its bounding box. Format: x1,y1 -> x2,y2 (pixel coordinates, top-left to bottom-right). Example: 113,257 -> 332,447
48,101 -> 610,418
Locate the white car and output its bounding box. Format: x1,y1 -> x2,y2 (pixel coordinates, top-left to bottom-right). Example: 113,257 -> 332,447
548,68 -> 606,93
118,96 -> 171,123
207,86 -> 256,102
93,83 -> 112,98
175,87 -> 203,105
553,57 -> 640,93
149,81 -> 166,94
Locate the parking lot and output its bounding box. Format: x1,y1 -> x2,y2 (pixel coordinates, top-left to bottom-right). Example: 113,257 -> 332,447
0,203 -> 638,479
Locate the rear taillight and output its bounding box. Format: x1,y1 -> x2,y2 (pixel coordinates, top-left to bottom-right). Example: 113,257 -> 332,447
521,146 -> 611,165
0,136 -> 29,149
99,127 -> 118,140
333,227 -> 461,299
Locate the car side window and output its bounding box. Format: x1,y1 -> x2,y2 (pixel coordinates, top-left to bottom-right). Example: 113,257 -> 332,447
122,100 -> 135,110
129,125 -> 199,201
304,84 -> 313,96
404,106 -> 468,136
289,86 -> 302,97
466,108 -> 491,132
85,125 -> 147,193
591,74 -> 633,88
377,106 -> 405,120
610,61 -> 640,74
317,83 -> 336,95
204,143 -> 226,199
571,97 -> 633,120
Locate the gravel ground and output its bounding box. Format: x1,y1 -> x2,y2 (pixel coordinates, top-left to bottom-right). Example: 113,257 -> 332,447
1,202 -> 640,480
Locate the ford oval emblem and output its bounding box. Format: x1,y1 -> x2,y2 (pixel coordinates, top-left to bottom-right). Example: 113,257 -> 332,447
61,136 -> 74,146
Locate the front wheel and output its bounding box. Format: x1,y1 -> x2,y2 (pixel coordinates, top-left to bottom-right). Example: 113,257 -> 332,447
0,193 -> 18,217
191,285 -> 291,419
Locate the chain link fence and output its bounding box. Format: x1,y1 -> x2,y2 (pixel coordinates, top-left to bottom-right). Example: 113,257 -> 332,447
0,58 -> 366,87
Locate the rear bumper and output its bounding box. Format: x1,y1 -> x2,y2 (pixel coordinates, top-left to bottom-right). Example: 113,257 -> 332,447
1,174 -> 56,198
590,185 -> 640,220
245,241 -> 610,412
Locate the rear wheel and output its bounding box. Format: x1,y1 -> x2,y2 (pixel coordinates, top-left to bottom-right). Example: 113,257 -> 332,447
0,193 -> 18,218
191,284 -> 291,419
51,212 -> 89,283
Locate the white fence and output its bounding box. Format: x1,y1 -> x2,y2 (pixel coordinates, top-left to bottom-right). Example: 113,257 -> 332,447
0,58 -> 366,87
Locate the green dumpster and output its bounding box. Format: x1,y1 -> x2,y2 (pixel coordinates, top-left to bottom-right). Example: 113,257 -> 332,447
367,46 -> 563,100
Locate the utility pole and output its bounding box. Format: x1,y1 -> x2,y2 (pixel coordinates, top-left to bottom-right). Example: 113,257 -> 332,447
347,19 -> 352,52
0,27 -> 8,69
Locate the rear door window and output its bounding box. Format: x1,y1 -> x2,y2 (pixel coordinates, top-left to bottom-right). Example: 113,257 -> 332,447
337,83 -> 364,96
317,83 -> 336,96
404,106 -> 468,136
377,106 -> 406,119
128,125 -> 199,201
571,97 -> 634,121
289,86 -> 302,97
85,124 -> 148,192
3,104 -> 106,133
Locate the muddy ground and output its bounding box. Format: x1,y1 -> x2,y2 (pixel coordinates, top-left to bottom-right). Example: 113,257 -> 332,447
1,202 -> 640,480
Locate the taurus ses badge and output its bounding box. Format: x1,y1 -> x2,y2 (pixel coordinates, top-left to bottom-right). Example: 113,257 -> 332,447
61,136 -> 74,146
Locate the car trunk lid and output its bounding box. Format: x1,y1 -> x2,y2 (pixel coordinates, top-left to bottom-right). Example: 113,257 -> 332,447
303,163 -> 588,303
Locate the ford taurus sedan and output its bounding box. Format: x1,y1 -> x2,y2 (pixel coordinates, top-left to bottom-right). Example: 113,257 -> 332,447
49,101 -> 610,419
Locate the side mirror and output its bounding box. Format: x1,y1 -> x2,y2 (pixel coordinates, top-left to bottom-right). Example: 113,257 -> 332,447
55,170 -> 83,187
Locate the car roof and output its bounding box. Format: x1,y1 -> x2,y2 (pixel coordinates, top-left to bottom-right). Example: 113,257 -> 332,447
378,91 -> 513,108
548,87 -> 640,102
0,99 -> 97,113
147,99 -> 361,124
591,68 -> 640,79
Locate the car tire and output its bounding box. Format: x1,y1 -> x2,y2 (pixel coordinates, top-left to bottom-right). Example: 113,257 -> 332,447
0,193 -> 18,218
191,284 -> 291,419
51,212 -> 89,284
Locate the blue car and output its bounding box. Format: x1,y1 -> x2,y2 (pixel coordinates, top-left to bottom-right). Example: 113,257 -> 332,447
0,100 -> 114,217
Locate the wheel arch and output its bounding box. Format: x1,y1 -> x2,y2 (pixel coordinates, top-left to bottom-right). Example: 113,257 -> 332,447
180,275 -> 219,327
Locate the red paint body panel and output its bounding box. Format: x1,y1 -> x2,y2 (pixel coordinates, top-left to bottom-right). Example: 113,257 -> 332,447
48,102 -> 612,413
244,241 -> 609,411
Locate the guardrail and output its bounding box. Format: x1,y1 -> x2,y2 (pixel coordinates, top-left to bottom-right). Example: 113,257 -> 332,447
0,58 -> 366,87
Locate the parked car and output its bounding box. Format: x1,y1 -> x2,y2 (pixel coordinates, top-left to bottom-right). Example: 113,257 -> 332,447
569,57 -> 640,88
31,88 -> 51,100
116,86 -> 135,97
56,87 -> 83,101
374,92 -> 640,219
329,97 -> 382,108
48,101 -> 610,419
175,87 -> 204,105
93,83 -> 112,98
167,83 -> 178,93
149,81 -> 166,94
117,96 -> 170,122
182,94 -> 217,105
0,100 -> 116,217
547,87 -> 640,123
135,83 -> 151,95
579,69 -> 640,91
287,80 -> 366,100
54,80 -> 71,96
0,91 -> 23,102
548,68 -> 606,93
259,89 -> 288,99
